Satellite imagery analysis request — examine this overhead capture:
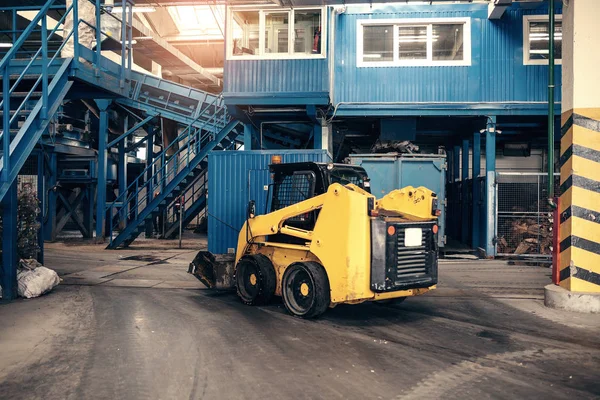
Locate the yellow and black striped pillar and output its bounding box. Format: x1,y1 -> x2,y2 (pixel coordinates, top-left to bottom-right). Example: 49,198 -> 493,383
559,110 -> 600,292
558,0 -> 600,293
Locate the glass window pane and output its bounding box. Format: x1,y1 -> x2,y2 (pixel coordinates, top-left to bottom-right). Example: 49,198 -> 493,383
294,9 -> 322,54
398,26 -> 427,60
529,20 -> 562,61
231,10 -> 259,56
265,12 -> 290,54
363,25 -> 393,62
432,24 -> 464,61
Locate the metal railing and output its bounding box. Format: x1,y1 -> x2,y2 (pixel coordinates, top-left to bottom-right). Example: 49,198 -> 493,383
0,0 -> 134,183
106,94 -> 229,241
496,172 -> 560,258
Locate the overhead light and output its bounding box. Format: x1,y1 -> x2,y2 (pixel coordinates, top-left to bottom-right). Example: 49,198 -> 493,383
0,43 -> 13,48
364,54 -> 382,58
112,6 -> 156,13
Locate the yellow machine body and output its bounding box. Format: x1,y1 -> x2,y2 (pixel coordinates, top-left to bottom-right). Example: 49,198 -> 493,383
235,183 -> 437,305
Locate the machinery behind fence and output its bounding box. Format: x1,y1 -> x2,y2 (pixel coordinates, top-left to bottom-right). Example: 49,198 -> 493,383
496,172 -> 560,258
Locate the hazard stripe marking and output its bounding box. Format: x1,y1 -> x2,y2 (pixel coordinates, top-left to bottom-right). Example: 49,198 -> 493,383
559,265 -> 600,286
573,113 -> 600,133
560,205 -> 600,225
560,235 -> 600,254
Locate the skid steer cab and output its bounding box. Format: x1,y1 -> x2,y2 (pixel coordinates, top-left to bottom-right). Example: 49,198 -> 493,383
189,162 -> 440,318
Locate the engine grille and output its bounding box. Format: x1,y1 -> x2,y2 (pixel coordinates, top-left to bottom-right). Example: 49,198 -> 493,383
370,219 -> 438,293
396,229 -> 429,280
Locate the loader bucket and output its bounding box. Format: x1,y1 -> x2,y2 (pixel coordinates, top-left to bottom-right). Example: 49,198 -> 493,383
188,251 -> 236,290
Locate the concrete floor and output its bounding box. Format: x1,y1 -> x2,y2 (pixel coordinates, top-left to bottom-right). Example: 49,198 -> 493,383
0,235 -> 599,400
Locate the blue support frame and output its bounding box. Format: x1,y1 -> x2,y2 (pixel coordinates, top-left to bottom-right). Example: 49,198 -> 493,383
1,181 -> 18,300
145,129 -> 155,237
313,124 -> 323,150
95,100 -> 111,239
244,124 -> 253,150
44,151 -> 57,241
37,150 -> 45,264
472,131 -> 481,249
461,139 -> 470,245
118,116 -> 128,228
485,116 -> 497,257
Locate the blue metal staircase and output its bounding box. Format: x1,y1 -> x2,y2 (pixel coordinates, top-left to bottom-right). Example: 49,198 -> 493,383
161,170 -> 207,239
0,0 -> 77,203
106,101 -> 240,248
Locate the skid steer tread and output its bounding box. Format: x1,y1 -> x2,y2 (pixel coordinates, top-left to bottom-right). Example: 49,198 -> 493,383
235,254 -> 276,306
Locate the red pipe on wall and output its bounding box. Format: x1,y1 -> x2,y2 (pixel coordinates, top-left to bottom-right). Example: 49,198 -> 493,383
552,196 -> 560,285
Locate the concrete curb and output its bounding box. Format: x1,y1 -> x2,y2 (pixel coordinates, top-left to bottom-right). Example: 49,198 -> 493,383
544,284 -> 600,313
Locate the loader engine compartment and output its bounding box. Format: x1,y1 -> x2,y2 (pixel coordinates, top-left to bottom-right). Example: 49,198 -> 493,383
370,219 -> 438,292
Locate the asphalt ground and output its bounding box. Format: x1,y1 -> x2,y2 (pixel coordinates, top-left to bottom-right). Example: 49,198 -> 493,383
0,239 -> 598,400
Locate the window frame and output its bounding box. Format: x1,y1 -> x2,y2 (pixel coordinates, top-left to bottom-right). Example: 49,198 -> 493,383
226,5 -> 327,61
523,14 -> 563,66
357,17 -> 472,68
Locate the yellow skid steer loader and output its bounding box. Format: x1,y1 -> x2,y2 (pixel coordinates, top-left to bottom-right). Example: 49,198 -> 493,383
189,162 -> 440,318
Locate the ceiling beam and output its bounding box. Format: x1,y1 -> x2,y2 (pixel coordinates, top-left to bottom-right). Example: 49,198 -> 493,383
488,0 -> 513,20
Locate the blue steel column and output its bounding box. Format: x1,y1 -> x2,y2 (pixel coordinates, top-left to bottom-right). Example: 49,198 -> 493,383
145,129 -> 154,237
461,139 -> 470,245
37,151 -> 45,264
472,132 -> 481,249
452,145 -> 460,239
313,124 -> 323,150
82,159 -> 95,239
1,181 -> 18,300
44,151 -> 57,241
485,117 -> 497,257
95,100 -> 111,240
118,116 -> 128,228
243,124 -> 253,150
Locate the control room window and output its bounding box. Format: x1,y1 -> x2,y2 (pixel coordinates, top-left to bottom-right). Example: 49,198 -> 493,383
523,15 -> 562,65
231,10 -> 260,56
357,18 -> 471,67
363,25 -> 393,62
228,7 -> 326,60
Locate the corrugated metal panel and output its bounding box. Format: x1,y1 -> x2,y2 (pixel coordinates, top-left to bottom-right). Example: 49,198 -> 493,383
224,59 -> 329,93
207,149 -> 331,254
333,3 -> 562,104
348,154 -> 447,247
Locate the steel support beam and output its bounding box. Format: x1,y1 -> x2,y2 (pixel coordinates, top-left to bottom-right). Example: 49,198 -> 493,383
461,139 -> 470,245
1,181 -> 18,300
244,123 -> 253,150
145,129 -> 155,237
44,152 -> 57,241
119,116 -> 128,229
36,151 -> 45,264
472,131 -> 481,249
95,99 -> 111,240
488,0 -> 512,20
485,117 -> 497,257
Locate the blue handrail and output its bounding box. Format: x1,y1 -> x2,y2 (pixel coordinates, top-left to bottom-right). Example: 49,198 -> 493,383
107,96 -> 231,240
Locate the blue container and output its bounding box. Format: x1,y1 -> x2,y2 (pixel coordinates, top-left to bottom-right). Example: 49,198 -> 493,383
349,154 -> 447,247
208,150 -> 331,254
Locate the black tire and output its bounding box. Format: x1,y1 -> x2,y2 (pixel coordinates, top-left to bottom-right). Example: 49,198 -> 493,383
376,297 -> 407,305
282,262 -> 330,318
235,254 -> 276,306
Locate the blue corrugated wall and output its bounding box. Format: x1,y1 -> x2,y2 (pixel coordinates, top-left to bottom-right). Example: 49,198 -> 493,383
332,3 -> 562,105
224,59 -> 329,94
207,150 -> 331,254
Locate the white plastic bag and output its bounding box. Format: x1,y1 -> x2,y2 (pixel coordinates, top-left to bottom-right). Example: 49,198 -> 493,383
17,267 -> 60,299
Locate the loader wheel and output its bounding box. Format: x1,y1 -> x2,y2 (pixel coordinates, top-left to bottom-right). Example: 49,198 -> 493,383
235,254 -> 276,306
282,262 -> 330,318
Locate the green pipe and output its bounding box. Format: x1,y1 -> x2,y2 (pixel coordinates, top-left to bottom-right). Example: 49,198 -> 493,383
548,0 -> 556,207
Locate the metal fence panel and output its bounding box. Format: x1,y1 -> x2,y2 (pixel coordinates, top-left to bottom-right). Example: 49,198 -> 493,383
496,172 -> 560,257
